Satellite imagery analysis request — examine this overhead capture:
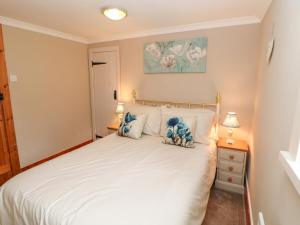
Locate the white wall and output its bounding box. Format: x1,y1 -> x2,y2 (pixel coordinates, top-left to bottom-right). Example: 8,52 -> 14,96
250,0 -> 300,224
3,26 -> 92,167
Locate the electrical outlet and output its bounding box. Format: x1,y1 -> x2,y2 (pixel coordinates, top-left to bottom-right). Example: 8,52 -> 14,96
10,74 -> 18,82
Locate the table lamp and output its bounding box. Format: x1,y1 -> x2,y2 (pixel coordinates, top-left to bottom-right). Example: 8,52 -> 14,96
115,102 -> 125,123
222,112 -> 240,144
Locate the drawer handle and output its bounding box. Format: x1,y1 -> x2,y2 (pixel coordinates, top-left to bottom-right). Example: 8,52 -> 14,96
228,166 -> 234,172
229,155 -> 235,160
227,177 -> 233,183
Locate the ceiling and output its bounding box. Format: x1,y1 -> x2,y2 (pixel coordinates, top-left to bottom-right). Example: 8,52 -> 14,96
0,0 -> 272,43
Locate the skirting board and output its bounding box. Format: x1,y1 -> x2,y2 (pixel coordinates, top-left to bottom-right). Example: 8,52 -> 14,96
245,175 -> 254,225
21,139 -> 93,171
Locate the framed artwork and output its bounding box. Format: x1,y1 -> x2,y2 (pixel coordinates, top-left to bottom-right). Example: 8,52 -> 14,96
144,37 -> 208,73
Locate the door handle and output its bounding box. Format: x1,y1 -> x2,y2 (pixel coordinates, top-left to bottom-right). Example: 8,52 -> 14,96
114,90 -> 117,100
92,61 -> 106,66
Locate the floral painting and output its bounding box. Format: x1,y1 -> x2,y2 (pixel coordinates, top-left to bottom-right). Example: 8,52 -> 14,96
144,37 -> 208,73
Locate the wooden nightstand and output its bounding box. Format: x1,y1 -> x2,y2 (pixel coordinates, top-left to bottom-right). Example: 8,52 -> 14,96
107,124 -> 119,135
215,138 -> 249,194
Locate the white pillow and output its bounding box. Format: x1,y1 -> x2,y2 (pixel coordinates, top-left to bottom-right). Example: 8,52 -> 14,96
118,112 -> 146,139
124,103 -> 161,136
160,113 -> 196,137
161,106 -> 215,144
194,112 -> 215,144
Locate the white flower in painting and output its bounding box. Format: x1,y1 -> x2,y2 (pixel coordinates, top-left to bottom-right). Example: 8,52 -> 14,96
146,43 -> 161,58
160,55 -> 176,69
169,42 -> 189,56
186,47 -> 207,64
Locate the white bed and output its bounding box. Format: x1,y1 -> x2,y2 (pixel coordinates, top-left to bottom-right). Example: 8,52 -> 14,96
0,134 -> 216,225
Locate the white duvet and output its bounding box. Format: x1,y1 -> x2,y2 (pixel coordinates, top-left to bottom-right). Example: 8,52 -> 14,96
0,134 -> 216,225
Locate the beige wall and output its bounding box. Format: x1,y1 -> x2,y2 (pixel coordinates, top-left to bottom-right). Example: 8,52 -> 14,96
2,23 -> 261,167
89,24 -> 261,141
3,26 -> 92,167
250,0 -> 300,224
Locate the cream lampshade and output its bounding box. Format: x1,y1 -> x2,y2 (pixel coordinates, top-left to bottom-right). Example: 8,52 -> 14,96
222,112 -> 240,144
115,102 -> 125,123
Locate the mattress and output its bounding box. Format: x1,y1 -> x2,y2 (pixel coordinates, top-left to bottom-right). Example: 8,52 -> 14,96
0,134 -> 216,225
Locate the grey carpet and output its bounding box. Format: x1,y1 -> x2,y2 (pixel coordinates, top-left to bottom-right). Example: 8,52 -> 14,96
203,188 -> 246,225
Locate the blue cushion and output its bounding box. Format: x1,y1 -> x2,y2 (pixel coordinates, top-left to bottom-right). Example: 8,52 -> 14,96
118,112 -> 137,137
163,117 -> 194,148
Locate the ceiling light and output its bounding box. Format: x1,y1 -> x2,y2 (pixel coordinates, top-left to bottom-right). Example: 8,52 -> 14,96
102,8 -> 127,21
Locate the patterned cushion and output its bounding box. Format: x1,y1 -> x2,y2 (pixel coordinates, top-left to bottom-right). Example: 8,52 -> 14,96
118,112 -> 146,139
163,117 -> 194,148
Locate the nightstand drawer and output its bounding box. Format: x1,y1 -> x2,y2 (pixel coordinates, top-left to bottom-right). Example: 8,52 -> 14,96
218,171 -> 243,185
218,160 -> 244,174
218,148 -> 245,163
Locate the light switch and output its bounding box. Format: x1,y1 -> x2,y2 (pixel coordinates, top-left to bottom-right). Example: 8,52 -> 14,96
10,74 -> 18,82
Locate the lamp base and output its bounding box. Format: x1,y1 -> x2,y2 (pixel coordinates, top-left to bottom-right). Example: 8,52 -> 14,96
226,138 -> 235,145
118,114 -> 123,124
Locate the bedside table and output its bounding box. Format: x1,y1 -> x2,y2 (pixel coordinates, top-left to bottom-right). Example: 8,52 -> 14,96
107,123 -> 119,135
215,138 -> 249,194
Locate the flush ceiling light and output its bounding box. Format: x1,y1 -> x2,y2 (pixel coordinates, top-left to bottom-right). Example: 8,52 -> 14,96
102,7 -> 127,21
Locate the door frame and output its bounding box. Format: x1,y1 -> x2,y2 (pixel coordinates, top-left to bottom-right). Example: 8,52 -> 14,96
0,24 -> 20,183
88,46 -> 121,140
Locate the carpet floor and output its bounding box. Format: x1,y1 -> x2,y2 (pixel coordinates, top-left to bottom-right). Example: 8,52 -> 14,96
203,188 -> 246,225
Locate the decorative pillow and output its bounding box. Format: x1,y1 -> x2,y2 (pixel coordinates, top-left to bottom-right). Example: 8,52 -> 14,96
161,106 -> 215,144
124,103 -> 161,136
163,117 -> 194,148
160,113 -> 196,137
118,112 -> 146,139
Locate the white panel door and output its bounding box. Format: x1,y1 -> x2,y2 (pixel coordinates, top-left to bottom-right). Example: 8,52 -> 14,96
91,51 -> 118,138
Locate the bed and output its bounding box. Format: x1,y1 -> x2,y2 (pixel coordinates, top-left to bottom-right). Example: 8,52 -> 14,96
0,93 -> 221,225
0,134 -> 216,225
